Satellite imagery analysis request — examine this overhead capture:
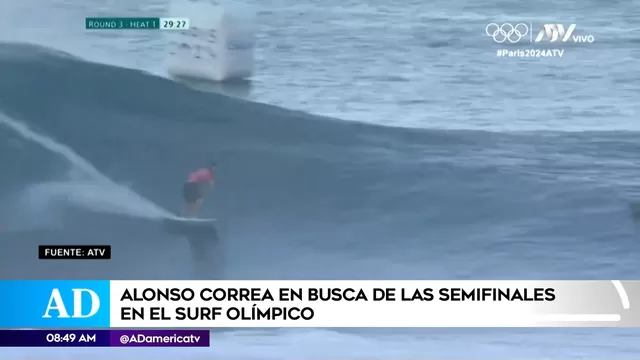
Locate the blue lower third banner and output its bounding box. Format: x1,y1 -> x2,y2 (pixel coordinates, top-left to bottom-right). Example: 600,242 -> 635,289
0,330 -> 210,347
0,281 -> 110,328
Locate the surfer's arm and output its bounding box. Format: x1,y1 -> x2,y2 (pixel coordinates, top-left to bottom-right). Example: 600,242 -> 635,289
201,171 -> 214,188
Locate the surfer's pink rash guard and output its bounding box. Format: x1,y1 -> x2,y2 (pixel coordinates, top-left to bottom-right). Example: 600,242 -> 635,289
188,168 -> 214,183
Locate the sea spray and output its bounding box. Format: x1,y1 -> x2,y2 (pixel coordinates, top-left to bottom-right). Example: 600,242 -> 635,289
0,113 -> 174,220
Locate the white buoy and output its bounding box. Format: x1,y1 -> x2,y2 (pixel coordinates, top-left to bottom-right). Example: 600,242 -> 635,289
165,1 -> 255,82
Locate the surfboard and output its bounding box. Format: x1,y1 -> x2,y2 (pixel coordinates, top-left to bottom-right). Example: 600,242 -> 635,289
162,216 -> 218,236
173,216 -> 217,222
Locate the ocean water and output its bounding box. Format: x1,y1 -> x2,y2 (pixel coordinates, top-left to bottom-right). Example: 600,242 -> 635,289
1,0 -> 640,358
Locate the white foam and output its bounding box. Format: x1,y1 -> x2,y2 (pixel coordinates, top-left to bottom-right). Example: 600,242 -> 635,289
0,113 -> 175,221
21,181 -> 170,219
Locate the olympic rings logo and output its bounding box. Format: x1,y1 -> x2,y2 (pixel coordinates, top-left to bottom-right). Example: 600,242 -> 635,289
485,23 -> 529,43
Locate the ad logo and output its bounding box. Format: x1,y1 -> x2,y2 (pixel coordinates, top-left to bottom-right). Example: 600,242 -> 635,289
42,288 -> 101,319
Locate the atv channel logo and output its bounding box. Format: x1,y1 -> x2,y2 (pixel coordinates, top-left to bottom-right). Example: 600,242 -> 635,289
485,23 -> 595,44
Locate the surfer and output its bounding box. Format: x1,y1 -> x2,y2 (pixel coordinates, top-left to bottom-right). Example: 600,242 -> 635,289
182,162 -> 216,217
